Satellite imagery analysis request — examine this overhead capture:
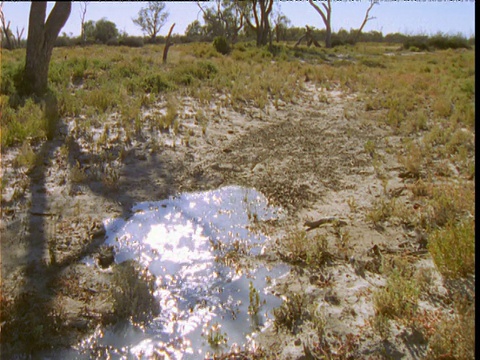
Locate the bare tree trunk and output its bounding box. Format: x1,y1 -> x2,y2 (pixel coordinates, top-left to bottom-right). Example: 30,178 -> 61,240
325,22 -> 332,48
80,1 -> 88,43
15,26 -> 24,47
241,0 -> 273,47
0,5 -> 13,50
23,2 -> 71,96
308,0 -> 332,48
162,23 -> 175,64
354,0 -> 378,44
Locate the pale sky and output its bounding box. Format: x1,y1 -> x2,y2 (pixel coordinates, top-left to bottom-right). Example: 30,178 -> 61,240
1,1 -> 475,39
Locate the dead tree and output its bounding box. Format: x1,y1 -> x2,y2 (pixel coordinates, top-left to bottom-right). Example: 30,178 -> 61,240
0,2 -> 25,49
0,2 -> 13,49
15,26 -> 24,47
294,26 -> 321,48
354,0 -> 378,44
162,23 -> 175,64
79,1 -> 88,43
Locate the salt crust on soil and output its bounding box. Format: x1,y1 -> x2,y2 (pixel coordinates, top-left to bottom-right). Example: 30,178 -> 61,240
1,83 -> 462,358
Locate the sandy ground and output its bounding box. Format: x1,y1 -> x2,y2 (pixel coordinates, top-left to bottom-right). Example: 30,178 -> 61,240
0,83 -> 466,358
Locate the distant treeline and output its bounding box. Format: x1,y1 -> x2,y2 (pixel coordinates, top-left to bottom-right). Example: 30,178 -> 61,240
1,25 -> 474,51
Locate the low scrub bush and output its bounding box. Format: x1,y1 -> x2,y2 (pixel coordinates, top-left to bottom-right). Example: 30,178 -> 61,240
428,33 -> 471,50
213,36 -> 230,55
0,292 -> 67,354
273,293 -> 308,334
425,300 -> 475,359
403,33 -> 471,51
119,36 -> 144,48
1,97 -> 45,146
428,218 -> 475,279
281,231 -> 333,267
373,259 -> 419,321
142,73 -> 174,93
171,60 -> 218,86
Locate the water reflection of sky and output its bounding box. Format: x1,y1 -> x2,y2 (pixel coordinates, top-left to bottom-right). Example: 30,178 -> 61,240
75,186 -> 288,359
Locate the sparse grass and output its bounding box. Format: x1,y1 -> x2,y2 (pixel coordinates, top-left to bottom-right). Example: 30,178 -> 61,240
363,139 -> 376,157
428,218 -> 475,279
273,293 -> 308,334
248,281 -> 262,317
398,141 -> 424,179
0,40 -> 475,357
12,141 -> 37,169
110,260 -> 159,326
366,197 -> 395,225
373,257 -> 420,325
69,160 -> 87,183
421,182 -> 474,229
424,299 -> 475,359
0,291 -> 68,354
203,322 -> 228,348
280,230 -> 333,267
159,97 -> 179,131
1,97 -> 45,146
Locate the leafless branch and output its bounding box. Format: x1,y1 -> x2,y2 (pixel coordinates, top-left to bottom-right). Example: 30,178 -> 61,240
354,0 -> 379,43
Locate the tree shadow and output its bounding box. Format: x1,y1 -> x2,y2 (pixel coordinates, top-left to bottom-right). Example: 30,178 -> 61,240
1,94 -> 183,356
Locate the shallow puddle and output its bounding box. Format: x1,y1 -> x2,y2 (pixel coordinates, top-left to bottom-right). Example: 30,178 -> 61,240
67,186 -> 288,359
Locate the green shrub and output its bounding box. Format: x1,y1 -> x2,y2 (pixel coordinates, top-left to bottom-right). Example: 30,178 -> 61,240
197,60 -> 218,78
428,33 -> 471,50
119,36 -> 144,48
403,36 -> 430,51
425,300 -> 475,359
360,59 -> 387,69
1,98 -> 45,146
213,36 -> 230,55
428,218 -> 475,279
1,64 -> 20,97
172,60 -> 218,85
54,35 -> 72,47
373,261 -> 419,321
403,33 -> 471,51
142,73 -> 174,93
106,37 -> 119,46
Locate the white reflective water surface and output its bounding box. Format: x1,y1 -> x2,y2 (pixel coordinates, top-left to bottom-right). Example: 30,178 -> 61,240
65,186 -> 288,359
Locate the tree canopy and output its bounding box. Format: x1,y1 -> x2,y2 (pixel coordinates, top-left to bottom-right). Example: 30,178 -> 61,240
133,1 -> 169,41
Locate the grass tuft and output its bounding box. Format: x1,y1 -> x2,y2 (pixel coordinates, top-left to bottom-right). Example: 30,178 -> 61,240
110,260 -> 159,326
428,218 -> 475,279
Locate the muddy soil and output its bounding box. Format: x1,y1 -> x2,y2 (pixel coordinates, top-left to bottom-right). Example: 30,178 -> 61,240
0,83 -> 462,358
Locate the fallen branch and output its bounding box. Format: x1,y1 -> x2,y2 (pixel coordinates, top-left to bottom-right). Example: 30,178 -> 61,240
304,217 -> 347,231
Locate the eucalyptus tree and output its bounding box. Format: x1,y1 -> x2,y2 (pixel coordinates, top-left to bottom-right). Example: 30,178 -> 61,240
133,1 -> 169,42
23,1 -> 71,96
237,0 -> 274,46
197,0 -> 243,43
308,0 -> 332,48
